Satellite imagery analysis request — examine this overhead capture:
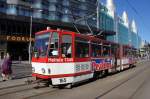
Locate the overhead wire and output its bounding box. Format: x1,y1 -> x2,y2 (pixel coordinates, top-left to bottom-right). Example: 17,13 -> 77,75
126,0 -> 150,40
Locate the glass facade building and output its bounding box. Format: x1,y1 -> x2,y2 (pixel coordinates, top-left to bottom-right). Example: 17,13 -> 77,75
138,36 -> 142,49
117,19 -> 129,45
0,0 -> 97,60
0,0 -> 142,60
99,4 -> 114,32
99,4 -> 115,41
131,31 -> 138,48
100,2 -> 141,49
4,0 -> 97,25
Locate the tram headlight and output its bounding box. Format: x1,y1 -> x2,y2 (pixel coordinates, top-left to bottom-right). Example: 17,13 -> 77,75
41,68 -> 46,74
32,67 -> 35,73
48,68 -> 51,74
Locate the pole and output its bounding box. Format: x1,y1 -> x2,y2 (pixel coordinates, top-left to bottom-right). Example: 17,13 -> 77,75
115,15 -> 118,43
97,0 -> 100,29
29,15 -> 32,64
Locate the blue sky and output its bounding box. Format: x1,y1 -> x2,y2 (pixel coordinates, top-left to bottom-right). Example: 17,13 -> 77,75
101,0 -> 150,42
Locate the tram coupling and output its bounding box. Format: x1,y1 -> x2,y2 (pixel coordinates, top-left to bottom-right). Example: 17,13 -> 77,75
25,79 -> 43,85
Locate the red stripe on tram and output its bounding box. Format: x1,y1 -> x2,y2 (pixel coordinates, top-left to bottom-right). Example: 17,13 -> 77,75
32,71 -> 92,79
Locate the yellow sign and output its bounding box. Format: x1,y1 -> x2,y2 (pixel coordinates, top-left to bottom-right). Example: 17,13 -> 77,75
0,35 -> 35,42
6,36 -> 35,42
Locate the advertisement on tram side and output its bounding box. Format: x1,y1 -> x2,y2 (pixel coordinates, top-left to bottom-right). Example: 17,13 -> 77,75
92,59 -> 113,71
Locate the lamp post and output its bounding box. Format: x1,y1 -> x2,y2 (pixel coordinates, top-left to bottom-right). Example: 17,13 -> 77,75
97,0 -> 100,29
29,8 -> 43,64
29,15 -> 32,64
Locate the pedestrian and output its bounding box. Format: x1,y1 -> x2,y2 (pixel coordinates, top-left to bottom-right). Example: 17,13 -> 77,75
1,53 -> 12,81
19,56 -> 22,64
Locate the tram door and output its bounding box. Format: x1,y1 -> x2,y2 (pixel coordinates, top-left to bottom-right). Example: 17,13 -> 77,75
112,44 -> 119,67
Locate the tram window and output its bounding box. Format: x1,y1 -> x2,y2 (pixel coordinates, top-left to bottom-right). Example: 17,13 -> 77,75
127,49 -> 131,57
111,47 -> 115,56
91,43 -> 102,57
61,35 -> 72,58
111,46 -> 118,57
34,33 -> 50,57
48,32 -> 59,57
123,48 -> 128,57
75,38 -> 89,58
102,45 -> 110,56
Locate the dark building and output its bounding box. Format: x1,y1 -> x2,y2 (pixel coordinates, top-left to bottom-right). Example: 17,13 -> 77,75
0,0 -> 98,60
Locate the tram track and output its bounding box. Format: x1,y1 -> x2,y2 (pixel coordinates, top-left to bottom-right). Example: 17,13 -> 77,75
0,83 -> 27,90
0,83 -> 60,99
95,64 -> 149,99
0,83 -> 37,96
128,77 -> 148,99
0,62 -> 148,99
22,63 -> 148,99
0,79 -> 59,99
22,88 -> 59,99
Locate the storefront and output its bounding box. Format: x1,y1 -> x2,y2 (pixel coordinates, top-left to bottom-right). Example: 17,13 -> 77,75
0,35 -> 34,60
0,17 -> 45,60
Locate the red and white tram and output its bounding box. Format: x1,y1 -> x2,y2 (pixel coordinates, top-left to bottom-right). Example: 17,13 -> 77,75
32,28 -> 137,88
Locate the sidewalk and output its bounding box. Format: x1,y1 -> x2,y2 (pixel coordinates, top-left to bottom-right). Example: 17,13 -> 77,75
12,61 -> 30,65
0,61 -> 32,89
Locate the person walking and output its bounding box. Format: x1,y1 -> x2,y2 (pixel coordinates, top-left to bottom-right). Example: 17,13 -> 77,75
1,53 -> 12,81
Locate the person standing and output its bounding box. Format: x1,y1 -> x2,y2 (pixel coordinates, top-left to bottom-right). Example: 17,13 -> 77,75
19,56 -> 22,64
1,53 -> 12,81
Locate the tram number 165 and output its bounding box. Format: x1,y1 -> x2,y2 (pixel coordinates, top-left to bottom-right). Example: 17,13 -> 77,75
59,78 -> 67,83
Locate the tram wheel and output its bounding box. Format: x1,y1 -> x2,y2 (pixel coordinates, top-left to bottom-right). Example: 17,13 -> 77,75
104,70 -> 109,77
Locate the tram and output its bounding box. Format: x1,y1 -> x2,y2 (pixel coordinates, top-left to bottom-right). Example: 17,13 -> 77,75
32,28 -> 137,88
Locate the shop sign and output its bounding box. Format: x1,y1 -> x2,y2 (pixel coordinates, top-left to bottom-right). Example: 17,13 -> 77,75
6,36 -> 35,42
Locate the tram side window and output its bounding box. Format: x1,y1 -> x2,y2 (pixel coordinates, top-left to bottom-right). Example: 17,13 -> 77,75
48,32 -> 59,57
111,45 -> 118,57
132,50 -> 137,58
102,45 -> 110,57
127,49 -> 132,57
75,38 -> 89,58
123,48 -> 128,57
61,35 -> 72,58
91,43 -> 102,57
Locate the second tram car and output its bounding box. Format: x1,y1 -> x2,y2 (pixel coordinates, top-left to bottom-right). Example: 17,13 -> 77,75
32,28 -> 137,88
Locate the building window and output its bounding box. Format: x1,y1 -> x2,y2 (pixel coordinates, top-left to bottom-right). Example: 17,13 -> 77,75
7,4 -> 17,15
0,3 -> 6,13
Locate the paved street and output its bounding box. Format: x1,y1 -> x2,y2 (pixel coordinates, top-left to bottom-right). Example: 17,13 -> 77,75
0,61 -> 150,99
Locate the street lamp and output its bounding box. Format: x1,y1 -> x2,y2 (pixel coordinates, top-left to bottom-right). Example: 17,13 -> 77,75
29,14 -> 32,64
96,0 -> 100,29
29,7 -> 43,64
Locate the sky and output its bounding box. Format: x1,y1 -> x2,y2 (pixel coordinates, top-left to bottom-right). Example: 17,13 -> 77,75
101,0 -> 150,43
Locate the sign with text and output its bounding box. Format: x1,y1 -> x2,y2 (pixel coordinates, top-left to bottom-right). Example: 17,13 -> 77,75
92,58 -> 112,71
48,58 -> 73,63
0,35 -> 35,42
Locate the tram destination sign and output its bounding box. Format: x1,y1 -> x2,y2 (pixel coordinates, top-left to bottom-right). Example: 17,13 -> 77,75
0,35 -> 35,42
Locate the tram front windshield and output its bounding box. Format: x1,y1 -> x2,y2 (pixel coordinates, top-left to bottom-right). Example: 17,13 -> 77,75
34,32 -> 59,58
34,33 -> 50,57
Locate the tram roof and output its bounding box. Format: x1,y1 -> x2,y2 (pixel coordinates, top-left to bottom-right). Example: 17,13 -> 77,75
35,28 -> 118,45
